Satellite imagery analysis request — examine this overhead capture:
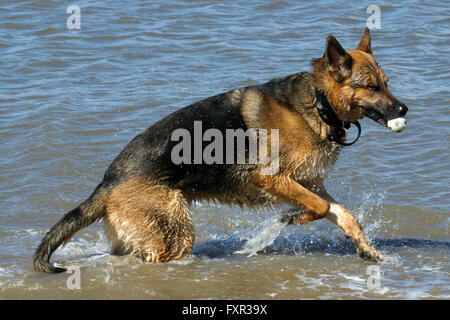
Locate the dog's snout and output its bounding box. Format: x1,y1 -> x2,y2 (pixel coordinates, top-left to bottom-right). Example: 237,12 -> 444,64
396,103 -> 408,116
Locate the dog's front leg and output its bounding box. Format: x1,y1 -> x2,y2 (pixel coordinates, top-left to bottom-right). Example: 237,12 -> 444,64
326,203 -> 384,262
257,177 -> 384,262
254,176 -> 330,218
317,187 -> 384,262
283,204 -> 384,262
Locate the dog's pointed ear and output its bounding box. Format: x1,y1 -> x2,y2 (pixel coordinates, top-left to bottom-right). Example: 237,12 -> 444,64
356,27 -> 372,53
324,35 -> 353,81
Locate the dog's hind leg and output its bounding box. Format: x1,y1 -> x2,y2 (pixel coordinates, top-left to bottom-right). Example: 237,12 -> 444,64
103,177 -> 195,263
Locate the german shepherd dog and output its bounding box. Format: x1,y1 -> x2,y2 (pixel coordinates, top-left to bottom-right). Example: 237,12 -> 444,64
34,28 -> 408,273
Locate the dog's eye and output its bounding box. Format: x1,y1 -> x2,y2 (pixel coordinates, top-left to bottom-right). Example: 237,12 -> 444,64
368,85 -> 381,92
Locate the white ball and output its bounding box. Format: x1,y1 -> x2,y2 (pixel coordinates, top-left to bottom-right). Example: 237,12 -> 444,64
387,117 -> 406,132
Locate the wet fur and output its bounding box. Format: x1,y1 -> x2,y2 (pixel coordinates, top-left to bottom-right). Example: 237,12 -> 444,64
34,28 -> 407,272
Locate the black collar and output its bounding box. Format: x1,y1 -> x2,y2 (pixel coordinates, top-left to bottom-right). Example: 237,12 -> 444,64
314,89 -> 361,146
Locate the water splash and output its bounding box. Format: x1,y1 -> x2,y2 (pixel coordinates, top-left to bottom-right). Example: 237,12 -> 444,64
353,190 -> 387,238
236,216 -> 287,256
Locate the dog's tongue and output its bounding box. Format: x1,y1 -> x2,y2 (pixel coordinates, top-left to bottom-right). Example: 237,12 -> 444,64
387,117 -> 406,132
377,118 -> 387,127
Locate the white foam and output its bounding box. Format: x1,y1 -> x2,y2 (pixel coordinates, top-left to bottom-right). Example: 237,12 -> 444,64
56,232 -> 109,257
342,275 -> 365,282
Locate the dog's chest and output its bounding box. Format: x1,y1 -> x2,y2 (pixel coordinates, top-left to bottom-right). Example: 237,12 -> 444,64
288,141 -> 340,184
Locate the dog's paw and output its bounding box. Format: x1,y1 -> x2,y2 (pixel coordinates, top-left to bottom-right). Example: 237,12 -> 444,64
358,247 -> 384,263
280,213 -> 294,224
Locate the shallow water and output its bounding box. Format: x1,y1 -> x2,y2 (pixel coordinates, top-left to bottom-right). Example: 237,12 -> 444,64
0,0 -> 449,299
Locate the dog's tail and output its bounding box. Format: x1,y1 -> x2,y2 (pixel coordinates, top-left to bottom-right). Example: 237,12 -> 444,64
33,184 -> 108,273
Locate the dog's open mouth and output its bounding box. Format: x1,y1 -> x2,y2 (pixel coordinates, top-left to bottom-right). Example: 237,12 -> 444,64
363,108 -> 406,132
363,108 -> 388,126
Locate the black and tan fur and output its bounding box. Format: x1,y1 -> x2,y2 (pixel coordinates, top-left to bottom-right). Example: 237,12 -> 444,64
34,28 -> 408,273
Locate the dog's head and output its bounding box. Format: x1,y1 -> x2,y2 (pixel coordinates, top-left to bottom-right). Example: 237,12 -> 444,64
313,28 -> 408,132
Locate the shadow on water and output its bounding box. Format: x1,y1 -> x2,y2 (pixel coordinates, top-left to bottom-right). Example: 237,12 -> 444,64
47,237 -> 449,270
192,235 -> 450,259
